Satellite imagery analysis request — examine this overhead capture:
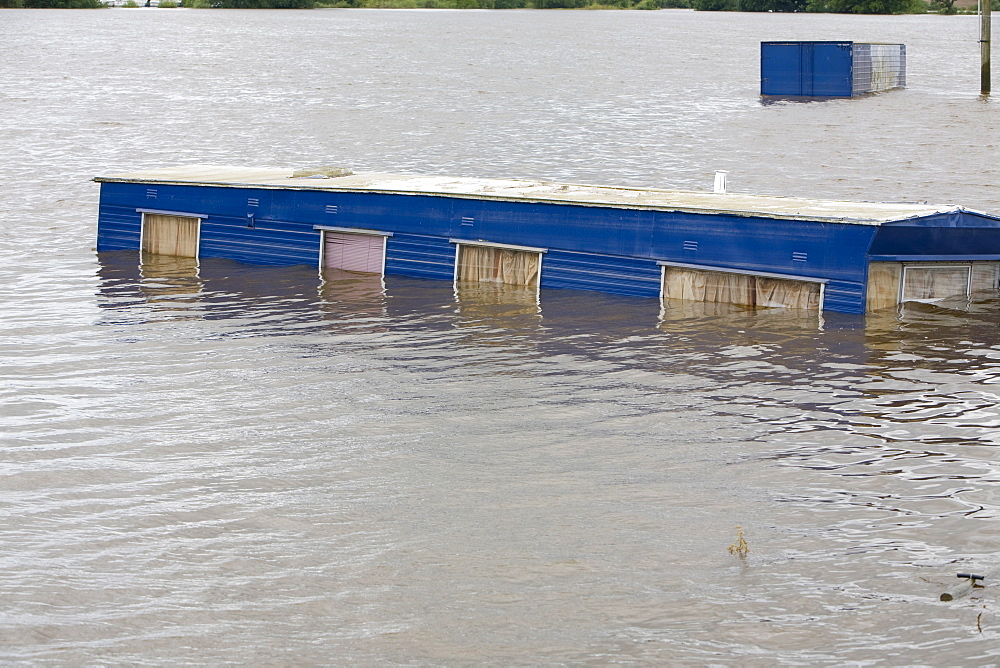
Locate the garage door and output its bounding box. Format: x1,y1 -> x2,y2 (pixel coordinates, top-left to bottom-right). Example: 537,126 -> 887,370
141,213 -> 200,258
322,231 -> 387,274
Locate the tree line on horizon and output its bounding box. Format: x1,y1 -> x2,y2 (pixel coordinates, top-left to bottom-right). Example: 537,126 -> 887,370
5,0 -> 996,13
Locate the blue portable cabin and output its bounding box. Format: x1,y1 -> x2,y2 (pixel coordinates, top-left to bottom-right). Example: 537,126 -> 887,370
761,41 -> 906,99
94,166 -> 1000,315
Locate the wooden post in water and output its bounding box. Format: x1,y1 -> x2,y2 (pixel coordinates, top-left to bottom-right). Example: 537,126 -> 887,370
984,0 -> 992,94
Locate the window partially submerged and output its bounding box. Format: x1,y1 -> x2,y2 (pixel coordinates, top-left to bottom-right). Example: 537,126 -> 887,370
900,265 -> 971,303
866,262 -> 1000,310
139,210 -> 204,258
659,262 -> 825,310
451,240 -> 546,289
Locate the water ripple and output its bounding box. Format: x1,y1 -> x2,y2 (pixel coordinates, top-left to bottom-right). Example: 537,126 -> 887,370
4,8 -> 1000,665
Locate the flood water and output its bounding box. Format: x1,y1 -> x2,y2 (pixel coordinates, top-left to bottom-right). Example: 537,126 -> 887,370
2,7 -> 1000,665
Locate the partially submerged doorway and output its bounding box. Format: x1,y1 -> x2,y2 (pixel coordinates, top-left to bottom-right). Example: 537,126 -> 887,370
659,262 -> 825,310
866,262 -> 1000,310
452,241 -> 545,289
317,227 -> 392,275
140,211 -> 203,258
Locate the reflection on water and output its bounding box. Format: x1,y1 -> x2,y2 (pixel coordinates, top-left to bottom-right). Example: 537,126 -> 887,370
659,296 -> 826,334
455,281 -> 541,322
320,266 -> 386,292
40,249 -> 1000,664
138,252 -> 203,304
319,268 -> 389,328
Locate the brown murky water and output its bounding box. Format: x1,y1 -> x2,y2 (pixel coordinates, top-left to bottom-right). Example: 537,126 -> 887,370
2,8 -> 1000,664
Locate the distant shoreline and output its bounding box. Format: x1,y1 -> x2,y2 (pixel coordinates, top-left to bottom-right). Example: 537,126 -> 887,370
4,0 -> 991,10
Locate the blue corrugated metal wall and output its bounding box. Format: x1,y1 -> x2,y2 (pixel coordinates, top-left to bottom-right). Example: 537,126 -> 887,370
761,41 -> 854,97
871,213 -> 1000,258
823,281 -> 866,314
649,211 -> 876,283
385,234 -> 455,280
541,250 -> 661,298
761,42 -> 806,96
96,204 -> 141,251
201,216 -> 318,266
811,42 -> 855,97
97,181 -> 887,313
762,41 -> 905,99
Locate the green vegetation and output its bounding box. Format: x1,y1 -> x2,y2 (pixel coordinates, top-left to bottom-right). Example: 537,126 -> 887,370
205,0 -> 315,5
690,0 -> 1000,11
1,0 -> 104,6
5,0 -> 994,14
312,0 -> 989,10
809,0 -> 927,12
312,0 -> 688,6
929,0 -> 956,12
692,0 -> 932,12
951,0 -> 1000,10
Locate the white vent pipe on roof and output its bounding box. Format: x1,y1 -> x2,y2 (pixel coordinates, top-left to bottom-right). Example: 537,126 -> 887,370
714,170 -> 728,194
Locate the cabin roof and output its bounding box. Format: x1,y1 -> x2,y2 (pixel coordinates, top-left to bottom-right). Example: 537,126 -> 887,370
95,165 -> 973,225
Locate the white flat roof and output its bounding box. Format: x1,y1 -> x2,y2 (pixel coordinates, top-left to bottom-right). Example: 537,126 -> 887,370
95,164 -> 968,225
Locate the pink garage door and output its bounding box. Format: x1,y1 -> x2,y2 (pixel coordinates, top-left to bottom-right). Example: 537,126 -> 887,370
323,232 -> 385,273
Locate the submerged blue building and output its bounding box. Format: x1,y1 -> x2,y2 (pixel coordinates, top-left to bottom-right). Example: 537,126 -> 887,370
761,41 -> 906,98
95,166 -> 1000,314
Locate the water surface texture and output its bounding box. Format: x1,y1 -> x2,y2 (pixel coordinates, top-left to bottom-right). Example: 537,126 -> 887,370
2,8 -> 1000,665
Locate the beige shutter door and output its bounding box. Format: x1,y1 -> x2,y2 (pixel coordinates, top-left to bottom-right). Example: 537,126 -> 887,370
663,267 -> 820,310
457,245 -> 540,287
323,232 -> 386,273
142,214 -> 200,258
